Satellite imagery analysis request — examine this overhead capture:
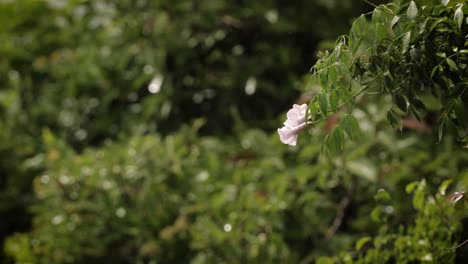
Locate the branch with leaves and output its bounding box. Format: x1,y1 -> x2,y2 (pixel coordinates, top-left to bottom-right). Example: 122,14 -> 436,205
279,0 -> 468,152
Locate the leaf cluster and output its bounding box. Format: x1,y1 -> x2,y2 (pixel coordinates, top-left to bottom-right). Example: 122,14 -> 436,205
309,0 -> 468,153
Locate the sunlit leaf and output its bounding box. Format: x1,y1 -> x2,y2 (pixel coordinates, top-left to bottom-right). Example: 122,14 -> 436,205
391,15 -> 400,28
454,7 -> 463,30
446,58 -> 458,71
356,236 -> 372,251
405,181 -> 418,194
407,1 -> 418,20
374,189 -> 391,202
402,31 -> 411,53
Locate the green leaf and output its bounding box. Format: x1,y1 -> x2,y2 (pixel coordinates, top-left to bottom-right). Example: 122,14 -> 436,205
337,88 -> 353,103
407,1 -> 418,20
387,110 -> 400,128
341,114 -> 360,140
328,67 -> 337,84
320,73 -> 328,89
410,97 -> 426,112
356,236 -> 372,251
370,207 -> 381,222
431,65 -> 443,78
376,23 -> 387,41
391,15 -> 400,28
308,101 -> 319,121
374,189 -> 391,202
330,126 -> 344,153
394,94 -> 408,112
347,160 -> 377,181
42,128 -> 57,147
383,72 -> 393,90
351,15 -> 367,36
317,257 -> 334,264
319,93 -> 328,115
329,90 -> 338,112
412,183 -> 425,210
402,31 -> 411,53
405,181 -> 418,194
438,117 -> 445,142
438,179 -> 452,195
454,7 -> 463,30
446,58 -> 458,71
321,134 -> 329,154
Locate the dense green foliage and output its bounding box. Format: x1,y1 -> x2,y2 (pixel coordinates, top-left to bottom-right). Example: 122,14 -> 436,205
309,0 -> 468,153
1,0 -> 468,263
305,0 -> 468,262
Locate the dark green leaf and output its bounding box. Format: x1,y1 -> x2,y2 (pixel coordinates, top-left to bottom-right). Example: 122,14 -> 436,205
383,73 -> 393,91
431,65 -> 443,78
394,94 -> 408,112
341,114 -> 360,140
410,97 -> 426,111
331,126 -> 344,153
329,90 -> 339,112
438,117 -> 445,142
387,110 -> 400,129
319,93 -> 328,115
320,73 -> 328,89
410,105 -> 423,121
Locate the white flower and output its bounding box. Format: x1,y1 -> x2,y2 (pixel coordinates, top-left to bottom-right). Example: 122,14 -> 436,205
277,104 -> 310,146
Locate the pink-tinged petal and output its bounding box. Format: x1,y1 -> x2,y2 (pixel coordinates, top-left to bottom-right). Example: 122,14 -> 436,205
278,127 -> 297,146
278,122 -> 308,146
285,104 -> 308,127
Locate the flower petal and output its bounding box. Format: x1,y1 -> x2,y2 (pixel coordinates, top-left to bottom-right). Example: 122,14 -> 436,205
285,104 -> 308,127
278,122 -> 308,146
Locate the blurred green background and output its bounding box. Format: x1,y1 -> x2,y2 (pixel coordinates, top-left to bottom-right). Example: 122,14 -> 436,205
1,0 -> 467,263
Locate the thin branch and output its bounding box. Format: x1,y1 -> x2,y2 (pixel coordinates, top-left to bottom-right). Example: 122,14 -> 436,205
325,188 -> 353,240
364,0 -> 378,8
434,238 -> 468,263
